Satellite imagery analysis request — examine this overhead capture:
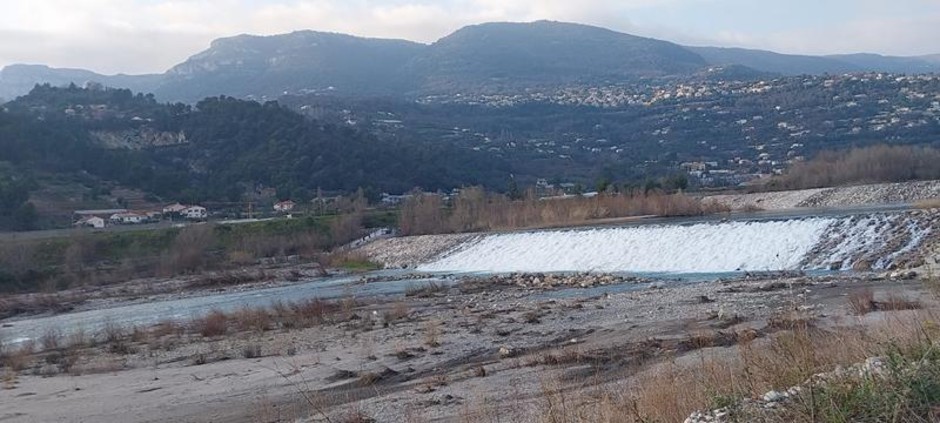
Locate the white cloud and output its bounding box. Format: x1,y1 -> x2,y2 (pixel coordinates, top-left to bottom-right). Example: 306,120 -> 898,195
697,15 -> 940,57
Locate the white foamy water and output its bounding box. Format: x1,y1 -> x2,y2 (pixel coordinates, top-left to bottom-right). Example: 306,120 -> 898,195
418,215 -> 931,273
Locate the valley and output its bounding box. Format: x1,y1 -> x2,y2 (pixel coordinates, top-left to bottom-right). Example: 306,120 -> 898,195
1,183 -> 938,422
1,14 -> 940,423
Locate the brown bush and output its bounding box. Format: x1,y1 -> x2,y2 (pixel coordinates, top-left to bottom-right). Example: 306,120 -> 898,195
770,144 -> 940,190
187,270 -> 271,289
231,306 -> 273,333
151,319 -> 184,338
383,302 -> 410,324
399,188 -> 728,236
878,294 -> 922,312
290,298 -> 342,325
161,224 -> 216,275
847,288 -> 875,315
193,309 -> 228,337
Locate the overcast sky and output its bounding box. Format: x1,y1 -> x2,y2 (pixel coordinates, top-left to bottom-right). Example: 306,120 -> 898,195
2,0 -> 940,74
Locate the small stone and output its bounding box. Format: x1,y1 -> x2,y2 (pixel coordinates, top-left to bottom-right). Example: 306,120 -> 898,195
762,390 -> 786,402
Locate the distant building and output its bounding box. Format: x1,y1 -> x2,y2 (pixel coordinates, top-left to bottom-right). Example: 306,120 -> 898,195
74,216 -> 106,229
535,179 -> 556,198
273,200 -> 296,213
380,193 -> 413,206
182,206 -> 207,220
680,162 -> 707,172
110,212 -> 147,224
163,203 -> 188,214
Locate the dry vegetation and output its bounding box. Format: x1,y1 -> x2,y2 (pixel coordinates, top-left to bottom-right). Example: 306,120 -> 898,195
399,187 -> 728,235
0,296 -> 375,378
5,275 -> 940,422
0,208 -> 373,295
769,144 -> 940,190
455,312 -> 940,423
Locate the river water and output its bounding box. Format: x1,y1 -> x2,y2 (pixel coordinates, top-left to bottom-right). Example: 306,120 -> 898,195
2,211 -> 930,344
0,271 -> 454,345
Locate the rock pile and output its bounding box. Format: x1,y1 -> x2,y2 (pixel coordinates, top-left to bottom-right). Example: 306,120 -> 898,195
703,180 -> 940,211
467,272 -> 650,289
354,234 -> 478,268
358,273 -> 449,284
797,181 -> 940,208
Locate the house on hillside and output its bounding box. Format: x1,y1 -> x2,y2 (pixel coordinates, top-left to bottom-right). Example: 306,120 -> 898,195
74,216 -> 106,229
182,205 -> 207,220
109,212 -> 147,224
163,203 -> 188,215
380,193 -> 413,206
273,200 -> 296,213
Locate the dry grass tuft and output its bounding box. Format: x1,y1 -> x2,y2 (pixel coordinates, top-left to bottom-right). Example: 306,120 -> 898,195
766,309 -> 817,330
231,306 -> 273,333
383,302 -> 410,325
423,319 -> 442,348
878,294 -> 922,312
193,309 -> 228,337
39,327 -> 63,351
848,288 -> 875,315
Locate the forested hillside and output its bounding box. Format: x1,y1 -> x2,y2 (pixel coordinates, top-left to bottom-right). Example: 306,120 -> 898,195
0,85 -> 510,230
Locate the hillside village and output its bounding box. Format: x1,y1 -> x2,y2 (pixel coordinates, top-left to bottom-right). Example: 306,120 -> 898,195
72,203 -> 208,228
3,70 -> 940,232
315,72 -> 939,188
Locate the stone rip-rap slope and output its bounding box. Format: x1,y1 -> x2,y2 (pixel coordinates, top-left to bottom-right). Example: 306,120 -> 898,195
703,180 -> 940,211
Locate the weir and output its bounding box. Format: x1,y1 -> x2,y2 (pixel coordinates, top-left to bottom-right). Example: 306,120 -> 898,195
418,214 -> 932,274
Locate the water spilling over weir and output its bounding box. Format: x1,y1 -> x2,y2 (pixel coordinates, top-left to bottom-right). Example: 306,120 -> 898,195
418,213 -> 934,274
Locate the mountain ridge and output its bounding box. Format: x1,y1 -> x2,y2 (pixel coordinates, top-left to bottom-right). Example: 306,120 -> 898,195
2,20 -> 939,103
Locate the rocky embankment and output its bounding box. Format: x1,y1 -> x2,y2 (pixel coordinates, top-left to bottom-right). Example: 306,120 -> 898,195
802,209 -> 940,271
355,233 -> 476,268
703,180 -> 940,211
461,272 -> 656,289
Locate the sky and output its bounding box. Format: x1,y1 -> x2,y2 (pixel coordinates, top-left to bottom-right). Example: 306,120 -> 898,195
1,0 -> 940,75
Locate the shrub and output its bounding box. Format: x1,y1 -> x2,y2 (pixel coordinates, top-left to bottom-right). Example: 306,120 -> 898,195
39,327 -> 62,351
383,302 -> 410,324
194,309 -> 228,337
423,319 -> 442,348
231,306 -> 273,333
398,187 -> 727,236
241,344 -> 262,359
769,145 -> 940,190
160,224 -> 216,275
848,288 -> 875,315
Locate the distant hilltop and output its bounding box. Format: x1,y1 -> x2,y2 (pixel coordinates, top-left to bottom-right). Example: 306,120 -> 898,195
2,20 -> 940,103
